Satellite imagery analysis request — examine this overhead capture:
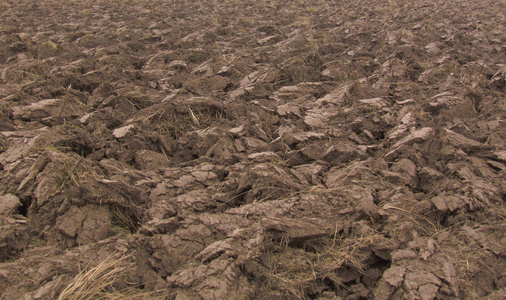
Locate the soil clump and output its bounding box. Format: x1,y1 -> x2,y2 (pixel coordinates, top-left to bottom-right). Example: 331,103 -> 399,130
0,0 -> 505,299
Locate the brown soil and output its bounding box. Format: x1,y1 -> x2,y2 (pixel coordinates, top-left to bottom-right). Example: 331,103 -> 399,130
0,0 -> 505,299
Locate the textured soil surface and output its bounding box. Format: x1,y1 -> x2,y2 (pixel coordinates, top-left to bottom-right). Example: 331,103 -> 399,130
0,0 -> 505,299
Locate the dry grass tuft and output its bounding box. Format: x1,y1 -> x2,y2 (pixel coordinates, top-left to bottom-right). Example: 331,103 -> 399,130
110,205 -> 139,233
383,205 -> 442,236
58,253 -> 165,300
155,104 -> 227,139
263,232 -> 383,299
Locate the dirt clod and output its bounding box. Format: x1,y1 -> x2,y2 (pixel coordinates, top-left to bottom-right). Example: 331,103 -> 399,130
0,0 -> 505,299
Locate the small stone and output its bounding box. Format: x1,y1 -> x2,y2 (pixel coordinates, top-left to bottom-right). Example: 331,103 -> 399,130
113,125 -> 134,138
228,125 -> 245,136
79,112 -> 94,124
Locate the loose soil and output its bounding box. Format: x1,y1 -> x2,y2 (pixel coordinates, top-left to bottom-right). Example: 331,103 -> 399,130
0,0 -> 505,299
